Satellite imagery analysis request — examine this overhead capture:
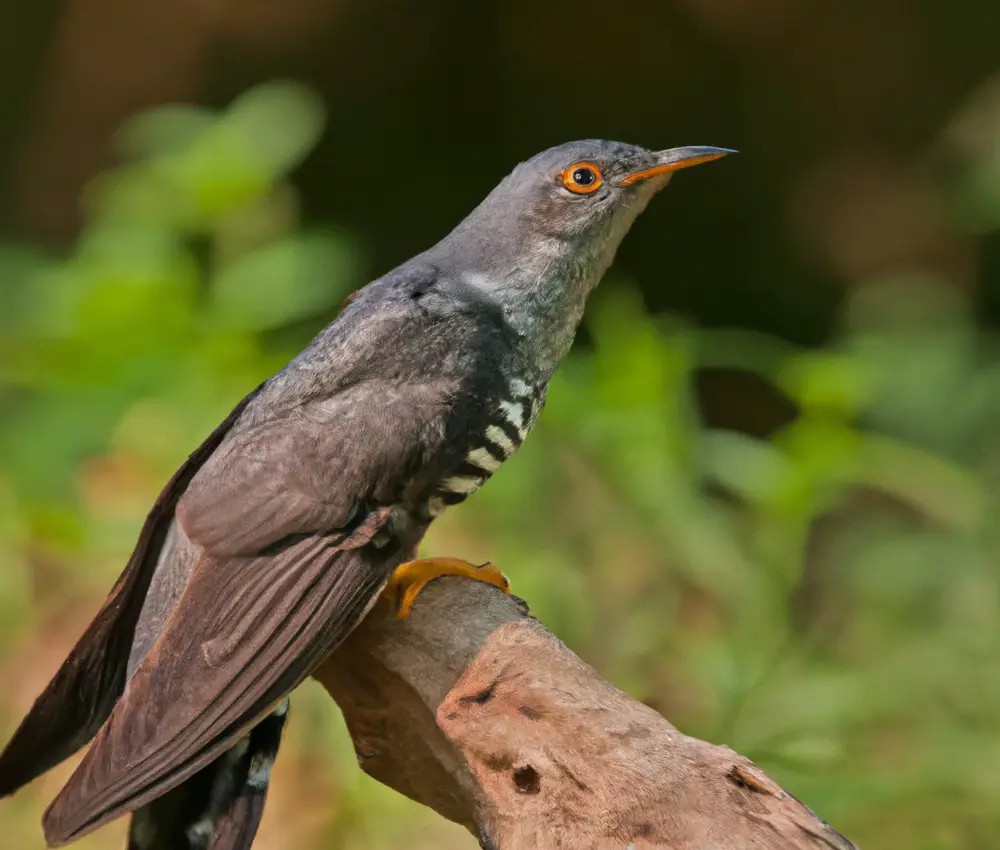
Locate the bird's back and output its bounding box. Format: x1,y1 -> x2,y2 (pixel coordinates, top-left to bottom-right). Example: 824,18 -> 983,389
228,261 -> 548,523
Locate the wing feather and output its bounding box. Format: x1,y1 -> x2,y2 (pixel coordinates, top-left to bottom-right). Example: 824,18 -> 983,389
44,537 -> 396,846
0,389 -> 263,797
177,380 -> 449,558
127,702 -> 288,850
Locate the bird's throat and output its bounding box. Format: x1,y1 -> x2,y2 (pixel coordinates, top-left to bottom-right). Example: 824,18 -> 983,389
467,244 -> 611,379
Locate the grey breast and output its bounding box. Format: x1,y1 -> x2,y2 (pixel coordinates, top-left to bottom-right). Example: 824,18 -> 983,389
425,377 -> 545,518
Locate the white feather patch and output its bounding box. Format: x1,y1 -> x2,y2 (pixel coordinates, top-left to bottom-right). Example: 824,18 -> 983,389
499,399 -> 525,429
509,378 -> 533,398
441,475 -> 483,495
467,447 -> 502,472
485,424 -> 516,456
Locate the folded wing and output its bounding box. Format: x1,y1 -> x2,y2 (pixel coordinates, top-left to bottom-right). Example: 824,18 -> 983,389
0,388 -> 264,798
43,378 -> 450,845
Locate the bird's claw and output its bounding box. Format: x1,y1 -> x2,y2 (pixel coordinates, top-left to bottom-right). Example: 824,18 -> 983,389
383,557 -> 510,619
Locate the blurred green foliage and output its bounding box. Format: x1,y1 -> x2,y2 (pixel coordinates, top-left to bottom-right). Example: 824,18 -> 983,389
2,81 -> 1000,849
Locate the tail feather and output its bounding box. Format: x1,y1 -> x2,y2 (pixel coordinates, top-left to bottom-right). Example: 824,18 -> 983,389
127,701 -> 288,850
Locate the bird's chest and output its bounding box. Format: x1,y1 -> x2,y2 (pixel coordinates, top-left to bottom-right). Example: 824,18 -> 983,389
424,377 -> 546,519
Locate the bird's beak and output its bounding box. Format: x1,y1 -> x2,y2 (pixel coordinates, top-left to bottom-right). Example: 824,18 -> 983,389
621,146 -> 736,186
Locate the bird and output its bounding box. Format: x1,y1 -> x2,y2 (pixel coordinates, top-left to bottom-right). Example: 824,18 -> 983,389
0,139 -> 731,849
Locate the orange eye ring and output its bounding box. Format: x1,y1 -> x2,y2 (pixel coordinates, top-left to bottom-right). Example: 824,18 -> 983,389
560,162 -> 603,194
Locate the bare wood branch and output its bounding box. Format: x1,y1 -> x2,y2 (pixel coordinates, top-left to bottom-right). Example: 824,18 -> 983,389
314,578 -> 857,850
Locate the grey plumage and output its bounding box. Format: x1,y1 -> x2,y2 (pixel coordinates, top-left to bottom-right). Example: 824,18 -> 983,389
0,140 -> 730,847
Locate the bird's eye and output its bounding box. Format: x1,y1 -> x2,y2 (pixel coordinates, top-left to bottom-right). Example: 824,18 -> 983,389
560,162 -> 603,194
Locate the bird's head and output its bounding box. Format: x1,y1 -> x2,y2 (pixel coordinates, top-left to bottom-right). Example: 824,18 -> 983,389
433,139 -> 733,372
450,139 -> 731,259
493,139 -> 731,241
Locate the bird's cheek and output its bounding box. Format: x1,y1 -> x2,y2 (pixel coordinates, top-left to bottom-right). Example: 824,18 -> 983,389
638,172 -> 674,199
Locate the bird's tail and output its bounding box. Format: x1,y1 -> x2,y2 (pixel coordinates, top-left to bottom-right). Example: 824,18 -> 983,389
127,700 -> 289,850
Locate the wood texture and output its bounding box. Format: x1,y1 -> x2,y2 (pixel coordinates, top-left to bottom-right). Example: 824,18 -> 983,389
315,578 -> 858,850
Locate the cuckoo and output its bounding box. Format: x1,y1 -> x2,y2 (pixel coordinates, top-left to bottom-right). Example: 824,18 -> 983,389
0,140 -> 731,848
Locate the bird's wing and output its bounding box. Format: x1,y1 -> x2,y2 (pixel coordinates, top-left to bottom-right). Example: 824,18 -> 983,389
176,378 -> 448,557
0,387 -> 264,798
41,377 -> 448,846
45,539 -> 384,845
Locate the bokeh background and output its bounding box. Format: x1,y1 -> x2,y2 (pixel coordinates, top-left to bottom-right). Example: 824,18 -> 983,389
2,1 -> 1000,847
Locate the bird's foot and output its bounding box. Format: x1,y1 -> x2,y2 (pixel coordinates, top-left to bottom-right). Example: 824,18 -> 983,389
383,557 -> 510,619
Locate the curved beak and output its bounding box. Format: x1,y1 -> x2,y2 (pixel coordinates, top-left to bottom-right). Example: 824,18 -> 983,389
621,146 -> 736,186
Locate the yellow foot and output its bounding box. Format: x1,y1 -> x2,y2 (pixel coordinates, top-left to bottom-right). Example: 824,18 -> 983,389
383,557 -> 510,620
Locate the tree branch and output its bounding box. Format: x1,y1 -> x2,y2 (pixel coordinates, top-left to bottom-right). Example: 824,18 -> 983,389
314,578 -> 857,850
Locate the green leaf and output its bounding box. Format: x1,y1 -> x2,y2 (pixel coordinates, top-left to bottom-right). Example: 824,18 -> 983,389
700,429 -> 792,505
208,231 -> 360,330
778,351 -> 872,417
114,104 -> 218,159
221,80 -> 326,176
